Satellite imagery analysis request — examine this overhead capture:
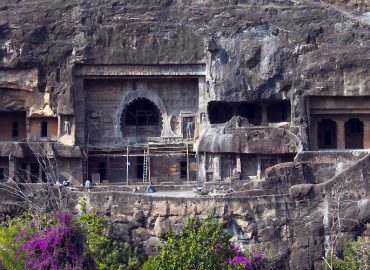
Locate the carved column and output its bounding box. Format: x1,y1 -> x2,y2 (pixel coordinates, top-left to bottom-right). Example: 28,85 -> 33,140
236,155 -> 241,173
213,156 -> 221,181
256,156 -> 262,179
8,155 -> 16,182
336,120 -> 345,149
310,119 -> 318,150
363,120 -> 370,149
261,104 -> 268,126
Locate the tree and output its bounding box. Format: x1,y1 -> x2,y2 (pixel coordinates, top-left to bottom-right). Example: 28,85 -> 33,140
144,216 -> 235,270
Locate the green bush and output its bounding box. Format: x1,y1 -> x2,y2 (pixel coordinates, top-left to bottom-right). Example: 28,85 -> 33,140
96,240 -> 141,270
324,237 -> 370,270
0,214 -> 34,270
76,198 -> 142,270
147,216 -> 235,270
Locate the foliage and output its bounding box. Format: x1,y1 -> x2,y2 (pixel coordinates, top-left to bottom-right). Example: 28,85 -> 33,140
0,215 -> 32,270
17,212 -> 94,270
96,240 -> 141,270
324,237 -> 370,270
76,198 -> 142,270
141,256 -> 157,270
147,216 -> 236,270
76,202 -> 109,254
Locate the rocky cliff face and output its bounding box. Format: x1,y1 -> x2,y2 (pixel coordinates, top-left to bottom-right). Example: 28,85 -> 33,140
1,1 -> 370,269
1,0 -> 369,116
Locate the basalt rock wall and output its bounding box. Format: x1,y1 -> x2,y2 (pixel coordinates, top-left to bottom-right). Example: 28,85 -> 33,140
1,0 -> 369,142
1,151 -> 369,270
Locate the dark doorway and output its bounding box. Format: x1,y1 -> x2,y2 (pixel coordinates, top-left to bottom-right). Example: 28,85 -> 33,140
267,101 -> 290,123
98,162 -> 107,182
12,122 -> 19,138
318,119 -> 337,149
208,102 -> 233,124
30,163 -> 39,183
237,104 -> 262,125
137,157 -> 144,179
0,167 -> 4,182
345,118 -> 364,149
180,161 -> 187,179
41,122 -> 48,137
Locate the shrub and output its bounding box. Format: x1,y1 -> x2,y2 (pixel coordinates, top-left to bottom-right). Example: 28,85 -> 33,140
324,237 -> 370,270
0,216 -> 30,270
95,240 -> 141,270
148,216 -> 236,270
17,212 -> 94,270
227,252 -> 270,270
76,198 -> 142,270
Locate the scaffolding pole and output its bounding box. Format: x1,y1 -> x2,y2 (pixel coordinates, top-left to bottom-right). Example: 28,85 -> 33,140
107,151 -> 110,183
126,142 -> 129,186
186,142 -> 190,185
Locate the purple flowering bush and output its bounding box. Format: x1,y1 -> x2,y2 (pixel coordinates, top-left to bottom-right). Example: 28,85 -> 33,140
227,251 -> 270,270
16,212 -> 95,270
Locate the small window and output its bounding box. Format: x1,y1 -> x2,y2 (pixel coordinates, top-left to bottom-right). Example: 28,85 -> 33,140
12,122 -> 19,138
0,168 -> 4,181
180,161 -> 187,179
41,122 -> 48,137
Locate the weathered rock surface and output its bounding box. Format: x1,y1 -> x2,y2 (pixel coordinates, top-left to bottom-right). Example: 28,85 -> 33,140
0,1 -> 370,270
1,1 -> 369,145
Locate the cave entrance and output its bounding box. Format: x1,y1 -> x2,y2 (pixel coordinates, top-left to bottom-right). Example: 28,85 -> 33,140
208,102 -> 233,124
345,118 -> 363,149
121,98 -> 162,137
267,101 -> 290,123
317,119 -> 337,149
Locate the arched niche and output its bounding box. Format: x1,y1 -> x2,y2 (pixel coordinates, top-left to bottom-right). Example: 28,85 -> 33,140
120,98 -> 162,137
114,89 -> 174,138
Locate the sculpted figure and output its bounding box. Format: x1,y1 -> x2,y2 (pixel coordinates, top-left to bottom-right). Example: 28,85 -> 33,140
64,120 -> 71,135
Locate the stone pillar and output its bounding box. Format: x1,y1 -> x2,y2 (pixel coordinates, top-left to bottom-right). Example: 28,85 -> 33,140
198,153 -> 206,183
310,120 -> 318,150
236,155 -> 241,173
261,104 -> 268,126
8,155 -> 16,182
257,156 -> 262,179
363,121 -> 370,149
336,120 -> 345,149
213,156 -> 221,181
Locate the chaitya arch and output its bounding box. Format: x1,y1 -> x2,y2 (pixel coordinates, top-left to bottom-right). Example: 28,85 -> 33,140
114,89 -> 172,138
